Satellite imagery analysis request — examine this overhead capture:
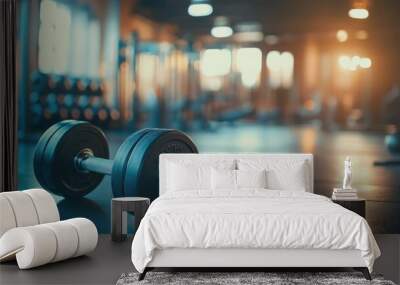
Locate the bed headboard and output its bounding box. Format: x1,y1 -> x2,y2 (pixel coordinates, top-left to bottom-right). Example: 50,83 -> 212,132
159,153 -> 314,195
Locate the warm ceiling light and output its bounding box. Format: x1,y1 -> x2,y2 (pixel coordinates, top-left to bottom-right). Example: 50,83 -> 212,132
338,55 -> 357,70
211,16 -> 232,38
336,30 -> 348,42
360,57 -> 372,68
351,55 -> 361,66
338,55 -> 352,70
265,35 -> 279,45
338,55 -> 372,70
187,0 -> 213,17
355,30 -> 368,40
348,8 -> 369,19
234,22 -> 263,42
235,31 -> 264,42
349,0 -> 370,19
235,22 -> 262,33
211,26 -> 233,38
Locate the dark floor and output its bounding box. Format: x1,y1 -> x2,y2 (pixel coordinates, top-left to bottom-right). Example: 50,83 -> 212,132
0,235 -> 133,285
17,123 -> 400,234
1,234 -> 399,285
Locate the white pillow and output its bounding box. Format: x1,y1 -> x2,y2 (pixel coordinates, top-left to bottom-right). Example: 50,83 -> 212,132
236,169 -> 267,188
211,169 -> 267,190
211,169 -> 236,190
237,159 -> 309,191
167,163 -> 210,191
167,160 -> 235,191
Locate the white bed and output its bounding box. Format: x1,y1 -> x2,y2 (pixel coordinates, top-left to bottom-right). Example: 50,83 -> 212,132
131,154 -> 380,280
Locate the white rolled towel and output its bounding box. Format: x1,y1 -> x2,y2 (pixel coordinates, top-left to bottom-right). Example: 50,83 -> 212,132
24,189 -> 60,224
0,196 -> 17,237
0,218 -> 98,269
0,189 -> 60,237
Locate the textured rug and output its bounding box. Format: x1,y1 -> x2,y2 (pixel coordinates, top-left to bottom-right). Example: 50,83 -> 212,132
116,271 -> 396,285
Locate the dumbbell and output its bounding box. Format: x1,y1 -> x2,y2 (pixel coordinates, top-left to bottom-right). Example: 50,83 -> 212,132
63,94 -> 75,108
109,108 -> 120,121
63,76 -> 73,92
43,105 -> 58,123
56,94 -> 65,105
30,92 -> 40,104
31,71 -> 48,92
47,74 -> 63,92
30,103 -> 44,127
76,79 -> 89,94
46,93 -> 58,106
58,107 -> 69,120
82,107 -> 95,121
87,79 -> 101,94
33,120 -> 198,199
95,106 -> 110,128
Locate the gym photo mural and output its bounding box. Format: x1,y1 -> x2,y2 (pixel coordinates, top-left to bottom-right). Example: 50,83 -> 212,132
15,0 -> 400,234
1,0 -> 400,283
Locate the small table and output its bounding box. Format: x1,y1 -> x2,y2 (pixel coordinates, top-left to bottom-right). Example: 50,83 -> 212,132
111,197 -> 150,242
332,198 -> 366,218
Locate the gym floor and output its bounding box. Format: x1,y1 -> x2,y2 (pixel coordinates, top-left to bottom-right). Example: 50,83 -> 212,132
5,123 -> 399,284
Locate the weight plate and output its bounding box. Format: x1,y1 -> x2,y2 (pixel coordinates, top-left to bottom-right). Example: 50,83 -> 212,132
39,120 -> 109,197
123,129 -> 198,200
33,120 -> 79,193
41,121 -> 89,194
111,128 -> 156,197
43,121 -> 85,195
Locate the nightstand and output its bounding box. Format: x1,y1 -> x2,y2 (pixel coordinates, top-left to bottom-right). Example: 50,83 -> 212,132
111,197 -> 150,242
332,198 -> 366,218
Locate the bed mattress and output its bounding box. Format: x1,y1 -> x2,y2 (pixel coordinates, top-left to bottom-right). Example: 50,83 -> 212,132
131,190 -> 380,273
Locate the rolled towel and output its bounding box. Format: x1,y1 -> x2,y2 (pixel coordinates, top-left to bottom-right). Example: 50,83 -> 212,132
0,189 -> 59,238
64,218 -> 98,257
0,218 -> 98,269
42,221 -> 79,262
24,189 -> 60,224
0,191 -> 39,228
0,196 -> 17,237
0,225 -> 57,268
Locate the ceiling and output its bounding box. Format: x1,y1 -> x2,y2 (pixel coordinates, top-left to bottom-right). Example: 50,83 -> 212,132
134,0 -> 400,38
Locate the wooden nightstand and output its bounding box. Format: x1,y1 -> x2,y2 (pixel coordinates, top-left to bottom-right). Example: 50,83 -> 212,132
332,198 -> 366,218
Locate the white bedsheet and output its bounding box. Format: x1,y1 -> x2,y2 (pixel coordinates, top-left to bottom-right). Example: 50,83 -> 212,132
131,190 -> 380,273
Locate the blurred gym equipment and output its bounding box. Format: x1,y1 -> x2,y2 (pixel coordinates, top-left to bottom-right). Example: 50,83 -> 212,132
385,130 -> 400,154
216,104 -> 254,123
374,86 -> 400,166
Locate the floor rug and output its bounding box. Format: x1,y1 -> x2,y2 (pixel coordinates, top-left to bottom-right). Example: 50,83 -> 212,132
117,271 -> 396,285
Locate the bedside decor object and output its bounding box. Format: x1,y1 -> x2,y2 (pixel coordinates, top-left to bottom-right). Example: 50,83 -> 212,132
332,198 -> 366,218
0,189 -> 98,269
343,156 -> 353,190
332,188 -> 359,200
111,197 -> 150,242
332,156 -> 359,200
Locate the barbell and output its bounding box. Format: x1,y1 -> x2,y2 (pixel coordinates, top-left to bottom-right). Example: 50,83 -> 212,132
33,120 -> 198,199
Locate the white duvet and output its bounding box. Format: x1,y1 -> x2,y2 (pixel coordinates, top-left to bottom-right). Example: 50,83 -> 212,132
131,190 -> 380,273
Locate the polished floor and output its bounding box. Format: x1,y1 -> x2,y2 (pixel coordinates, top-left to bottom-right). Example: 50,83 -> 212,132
0,235 -> 133,285
1,235 -> 399,285
17,123 -> 400,234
